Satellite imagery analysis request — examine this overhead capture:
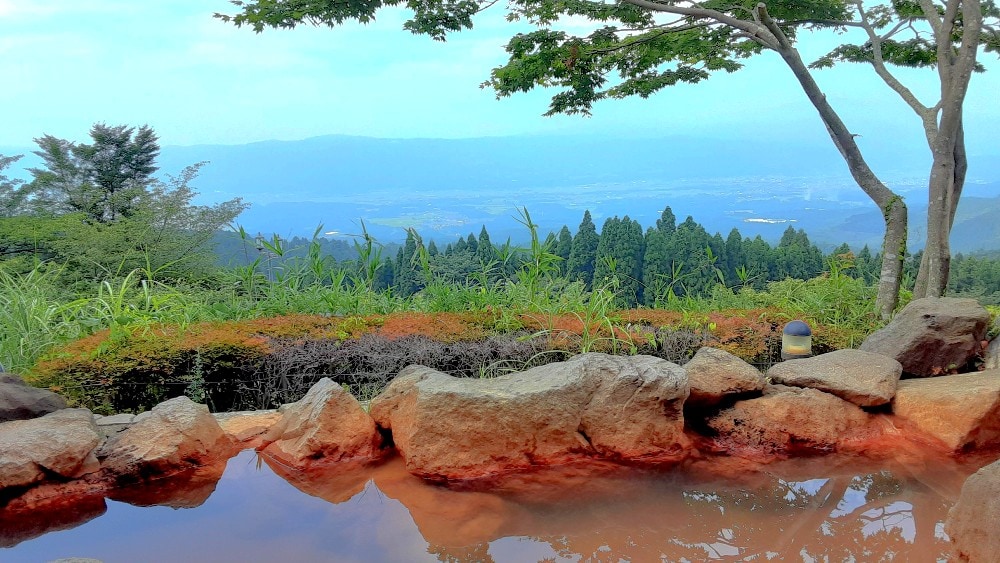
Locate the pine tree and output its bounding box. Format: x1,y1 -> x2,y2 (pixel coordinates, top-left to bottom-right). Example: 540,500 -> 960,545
594,215 -> 644,306
656,206 -> 677,235
554,225 -> 573,274
476,225 -> 494,264
566,210 -> 599,288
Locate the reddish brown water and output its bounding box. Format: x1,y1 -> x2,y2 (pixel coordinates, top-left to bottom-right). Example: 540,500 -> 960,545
0,448 -> 992,562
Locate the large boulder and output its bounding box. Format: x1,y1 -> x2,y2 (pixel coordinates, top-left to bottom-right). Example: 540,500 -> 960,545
0,373 -> 68,422
684,347 -> 765,407
767,349 -> 902,407
0,408 -> 101,491
98,396 -> 234,483
707,385 -> 873,454
945,458 -> 1000,562
259,378 -> 383,466
859,297 -> 989,377
370,353 -> 690,480
891,370 -> 1000,452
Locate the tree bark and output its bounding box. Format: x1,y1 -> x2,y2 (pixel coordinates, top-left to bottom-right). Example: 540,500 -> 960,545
757,4 -> 905,319
913,0 -> 981,298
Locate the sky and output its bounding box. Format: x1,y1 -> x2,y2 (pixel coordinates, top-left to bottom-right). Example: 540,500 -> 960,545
0,0 -> 998,154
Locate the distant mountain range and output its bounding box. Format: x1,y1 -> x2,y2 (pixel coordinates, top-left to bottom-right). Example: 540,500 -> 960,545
4,134 -> 999,252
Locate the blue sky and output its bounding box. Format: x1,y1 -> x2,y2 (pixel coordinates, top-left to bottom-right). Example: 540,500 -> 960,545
1,0 -> 998,153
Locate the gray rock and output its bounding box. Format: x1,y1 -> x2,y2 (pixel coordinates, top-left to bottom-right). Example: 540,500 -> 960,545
0,373 -> 68,422
859,297 -> 989,377
767,349 -> 902,407
946,458 -> 1000,562
892,370 -> 1000,452
370,353 -> 690,480
985,334 -> 999,371
685,346 -> 765,407
0,408 -> 101,490
93,413 -> 136,438
98,396 -> 234,482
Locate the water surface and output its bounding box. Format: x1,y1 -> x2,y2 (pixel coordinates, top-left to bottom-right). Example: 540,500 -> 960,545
0,449 -> 988,562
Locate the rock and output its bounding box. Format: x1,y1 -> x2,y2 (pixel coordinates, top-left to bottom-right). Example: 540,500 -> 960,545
707,385 -> 872,454
98,396 -> 234,482
945,458 -> 1000,562
0,408 -> 101,491
685,346 -> 765,407
767,349 -> 902,407
214,410 -> 282,447
892,370 -> 1000,452
985,334 -> 999,371
260,378 -> 382,466
0,373 -> 68,422
93,413 -> 135,438
370,353 -> 690,481
859,297 -> 989,377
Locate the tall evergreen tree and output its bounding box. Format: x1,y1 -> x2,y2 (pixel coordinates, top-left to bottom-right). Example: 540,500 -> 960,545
656,206 -> 677,235
394,230 -> 423,297
566,210 -> 599,288
594,215 -> 644,306
476,226 -> 494,264
724,228 -> 745,285
554,225 -> 573,274
642,226 -> 671,306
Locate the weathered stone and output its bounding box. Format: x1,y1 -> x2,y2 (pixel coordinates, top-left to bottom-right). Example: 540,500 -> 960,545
767,349 -> 902,407
707,385 -> 872,454
370,353 -> 690,481
859,297 -> 989,377
0,373 -> 68,422
98,396 -> 234,482
214,410 -> 281,447
0,408 -> 101,490
892,370 -> 1000,452
260,378 -> 382,466
93,413 -> 135,438
685,346 -> 765,407
945,458 -> 1000,562
985,334 -> 999,371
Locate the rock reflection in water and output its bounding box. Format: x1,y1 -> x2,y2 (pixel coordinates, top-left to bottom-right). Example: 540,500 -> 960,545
0,449 -> 985,562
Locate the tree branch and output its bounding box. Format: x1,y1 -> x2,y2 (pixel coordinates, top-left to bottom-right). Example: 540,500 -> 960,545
620,0 -> 780,49
854,1 -> 935,125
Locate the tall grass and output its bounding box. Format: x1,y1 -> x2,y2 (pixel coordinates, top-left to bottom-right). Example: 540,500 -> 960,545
0,223 -> 891,376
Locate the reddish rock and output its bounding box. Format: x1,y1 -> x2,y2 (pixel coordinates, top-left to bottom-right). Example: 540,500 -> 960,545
684,346 -> 765,407
98,396 -> 234,482
946,458 -> 1000,562
370,353 -> 690,481
707,385 -> 873,454
767,349 -> 902,407
0,408 -> 101,491
892,370 -> 1000,452
859,297 -> 989,377
260,378 -> 383,466
214,410 -> 281,448
0,373 -> 68,422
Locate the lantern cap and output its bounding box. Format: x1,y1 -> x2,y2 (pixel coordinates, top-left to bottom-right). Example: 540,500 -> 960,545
783,320 -> 812,336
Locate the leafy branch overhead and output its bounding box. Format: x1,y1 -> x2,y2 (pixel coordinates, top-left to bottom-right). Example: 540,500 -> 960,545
219,0 -> 996,116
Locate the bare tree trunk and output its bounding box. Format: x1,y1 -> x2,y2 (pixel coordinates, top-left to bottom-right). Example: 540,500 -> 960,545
913,0 -> 981,298
757,5 -> 904,319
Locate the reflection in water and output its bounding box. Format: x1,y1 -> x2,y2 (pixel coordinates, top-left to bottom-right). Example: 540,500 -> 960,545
0,449 -> 990,562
